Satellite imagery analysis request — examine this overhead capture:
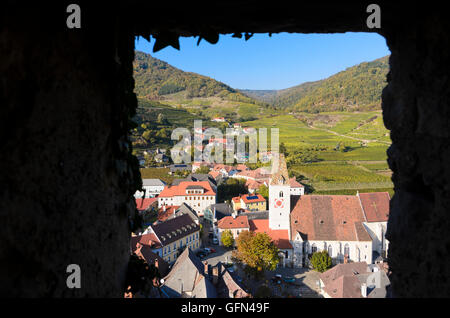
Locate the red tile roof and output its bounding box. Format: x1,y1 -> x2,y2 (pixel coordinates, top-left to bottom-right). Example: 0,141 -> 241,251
208,171 -> 221,179
235,164 -> 248,171
235,170 -> 268,180
241,194 -> 266,204
212,164 -> 234,172
217,215 -> 249,229
290,195 -> 370,241
249,219 -> 292,249
231,196 -> 241,203
135,198 -> 157,211
157,205 -> 180,222
319,262 -> 369,298
245,179 -> 268,190
131,233 -> 161,249
158,181 -> 216,197
323,274 -> 363,298
289,177 -> 304,188
358,192 -> 390,222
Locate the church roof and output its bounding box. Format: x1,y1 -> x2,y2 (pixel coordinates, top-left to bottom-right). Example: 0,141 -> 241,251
358,192 -> 390,222
290,195 -> 371,242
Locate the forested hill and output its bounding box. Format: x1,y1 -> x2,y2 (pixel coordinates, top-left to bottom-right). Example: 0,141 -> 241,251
133,51 -> 258,104
240,55 -> 390,113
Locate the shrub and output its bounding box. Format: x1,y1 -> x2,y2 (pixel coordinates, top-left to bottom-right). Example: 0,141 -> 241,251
310,250 -> 332,273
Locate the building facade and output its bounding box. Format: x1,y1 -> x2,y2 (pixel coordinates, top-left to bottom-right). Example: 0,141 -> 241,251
158,181 -> 216,216
134,178 -> 166,198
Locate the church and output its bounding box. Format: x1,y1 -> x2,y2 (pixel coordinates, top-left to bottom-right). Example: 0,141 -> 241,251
266,154 -> 390,268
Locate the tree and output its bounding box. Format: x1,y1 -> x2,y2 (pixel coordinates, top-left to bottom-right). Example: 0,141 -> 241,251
234,231 -> 279,278
257,184 -> 269,200
217,178 -> 247,202
195,165 -> 211,174
279,142 -> 288,156
310,250 -> 332,273
221,230 -> 234,248
142,129 -> 153,141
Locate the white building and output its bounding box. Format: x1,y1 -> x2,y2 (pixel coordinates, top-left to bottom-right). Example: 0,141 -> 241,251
358,192 -> 391,259
216,213 -> 250,245
157,181 -> 216,216
290,195 -> 374,267
289,177 -> 305,196
134,179 -> 166,198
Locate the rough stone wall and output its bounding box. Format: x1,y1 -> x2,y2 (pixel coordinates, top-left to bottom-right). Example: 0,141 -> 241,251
382,12 -> 450,297
2,1 -> 450,297
0,4 -> 140,296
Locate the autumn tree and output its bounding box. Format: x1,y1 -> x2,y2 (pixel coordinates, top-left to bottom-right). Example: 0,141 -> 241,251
234,231 -> 279,278
221,229 -> 234,248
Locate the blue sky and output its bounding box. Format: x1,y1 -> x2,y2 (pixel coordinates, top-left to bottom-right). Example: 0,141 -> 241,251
135,32 -> 390,90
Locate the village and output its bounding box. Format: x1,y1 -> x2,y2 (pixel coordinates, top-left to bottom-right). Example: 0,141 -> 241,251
128,151 -> 391,298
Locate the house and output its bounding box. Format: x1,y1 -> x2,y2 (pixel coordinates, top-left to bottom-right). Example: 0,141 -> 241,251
155,153 -> 169,163
231,196 -> 242,211
172,173 -> 218,192
208,170 -> 223,184
240,194 -> 266,211
204,203 -> 235,236
160,248 -> 217,298
319,262 -> 390,298
358,192 -> 390,259
135,197 -> 158,212
245,179 -> 268,194
231,194 -> 267,212
192,161 -> 213,172
141,214 -> 201,264
289,177 -> 304,195
212,163 -> 237,178
217,214 -> 250,245
169,164 -> 192,174
204,203 -> 233,223
160,248 -> 250,298
164,203 -> 199,225
130,239 -> 170,277
213,262 -> 250,298
134,179 -> 166,198
158,181 -> 217,216
211,117 -> 226,122
157,205 -> 180,222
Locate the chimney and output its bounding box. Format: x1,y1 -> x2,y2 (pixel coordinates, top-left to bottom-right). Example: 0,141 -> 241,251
212,265 -> 219,285
361,283 -> 367,298
232,211 -> 237,219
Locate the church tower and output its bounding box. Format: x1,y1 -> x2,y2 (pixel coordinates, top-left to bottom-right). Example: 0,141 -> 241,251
269,153 -> 291,230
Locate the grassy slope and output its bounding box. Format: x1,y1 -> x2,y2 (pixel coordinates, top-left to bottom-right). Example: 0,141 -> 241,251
241,112 -> 392,193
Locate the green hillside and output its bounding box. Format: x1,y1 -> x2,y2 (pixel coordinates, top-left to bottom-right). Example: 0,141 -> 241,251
133,51 -> 264,105
240,56 -> 389,112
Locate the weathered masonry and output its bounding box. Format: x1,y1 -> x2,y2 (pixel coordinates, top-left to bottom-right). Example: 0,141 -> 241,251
1,2 -> 450,297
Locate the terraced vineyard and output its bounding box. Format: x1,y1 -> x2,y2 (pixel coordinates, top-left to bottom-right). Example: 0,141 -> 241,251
241,111 -> 393,195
